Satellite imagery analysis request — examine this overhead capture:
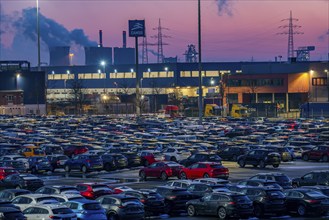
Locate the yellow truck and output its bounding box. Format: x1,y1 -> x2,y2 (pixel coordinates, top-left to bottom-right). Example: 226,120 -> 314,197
230,104 -> 249,118
204,104 -> 221,117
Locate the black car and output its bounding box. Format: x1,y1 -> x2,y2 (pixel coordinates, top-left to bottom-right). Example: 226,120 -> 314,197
186,192 -> 253,219
0,174 -> 44,191
230,186 -> 286,217
27,156 -> 52,174
0,189 -> 31,201
63,144 -> 88,157
284,188 -> 329,217
46,154 -> 70,172
301,185 -> 329,197
237,149 -> 281,168
122,152 -> 142,167
0,160 -> 28,173
155,186 -> 199,214
0,200 -> 21,210
0,207 -> 26,220
187,183 -> 230,197
218,146 -> 249,161
41,144 -> 64,155
123,189 -> 166,216
96,194 -> 145,220
292,170 -> 329,188
35,185 -> 79,195
179,153 -> 222,167
249,172 -> 292,189
107,153 -> 128,169
237,179 -> 283,190
100,154 -> 116,171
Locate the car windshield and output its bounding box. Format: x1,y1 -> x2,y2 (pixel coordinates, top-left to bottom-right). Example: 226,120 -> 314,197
210,164 -> 223,168
3,169 -> 16,173
306,191 -> 327,198
36,197 -> 57,202
83,203 -> 103,210
233,195 -> 251,203
209,155 -> 221,160
275,175 -> 290,182
92,185 -> 109,190
166,162 -> 180,167
266,190 -> 285,198
57,156 -> 68,160
34,149 -> 44,154
122,198 -> 140,205
52,208 -> 74,214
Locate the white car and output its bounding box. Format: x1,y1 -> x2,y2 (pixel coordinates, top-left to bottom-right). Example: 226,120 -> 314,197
23,204 -> 77,220
162,147 -> 191,162
12,194 -> 59,211
165,180 -> 193,189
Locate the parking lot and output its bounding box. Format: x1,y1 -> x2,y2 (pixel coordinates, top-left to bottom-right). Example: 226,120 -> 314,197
0,115 -> 328,219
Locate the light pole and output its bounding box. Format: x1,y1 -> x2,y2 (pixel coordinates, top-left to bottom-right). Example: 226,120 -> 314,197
36,0 -> 41,71
210,77 -> 215,104
15,73 -> 20,90
100,61 -> 106,93
197,0 -> 203,125
325,69 -> 329,102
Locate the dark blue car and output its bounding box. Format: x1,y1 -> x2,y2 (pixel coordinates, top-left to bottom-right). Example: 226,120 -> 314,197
28,156 -> 52,174
64,154 -> 103,173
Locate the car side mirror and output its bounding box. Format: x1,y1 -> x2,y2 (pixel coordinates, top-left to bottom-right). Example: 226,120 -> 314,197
301,177 -> 304,180
200,198 -> 204,202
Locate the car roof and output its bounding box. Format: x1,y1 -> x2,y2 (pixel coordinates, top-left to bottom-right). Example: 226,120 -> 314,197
27,204 -> 69,209
16,194 -> 55,199
67,199 -> 99,204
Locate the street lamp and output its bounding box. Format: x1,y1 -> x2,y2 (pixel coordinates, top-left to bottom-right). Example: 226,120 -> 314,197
197,0 -> 203,125
100,61 -> 106,93
210,78 -> 215,85
325,69 -> 329,102
15,73 -> 20,90
36,0 -> 41,71
309,70 -> 314,101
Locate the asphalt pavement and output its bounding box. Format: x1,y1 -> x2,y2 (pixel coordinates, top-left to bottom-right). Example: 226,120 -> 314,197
39,160 -> 329,219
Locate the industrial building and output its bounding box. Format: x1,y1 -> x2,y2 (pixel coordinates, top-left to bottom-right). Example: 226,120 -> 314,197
0,61 -> 46,115
43,59 -> 329,115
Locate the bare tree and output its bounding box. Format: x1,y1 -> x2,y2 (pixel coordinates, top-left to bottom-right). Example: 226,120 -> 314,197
248,79 -> 258,103
150,79 -> 163,113
67,79 -> 87,115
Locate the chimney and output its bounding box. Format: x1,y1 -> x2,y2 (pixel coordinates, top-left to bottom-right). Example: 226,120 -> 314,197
49,46 -> 70,66
99,30 -> 103,47
123,31 -> 127,48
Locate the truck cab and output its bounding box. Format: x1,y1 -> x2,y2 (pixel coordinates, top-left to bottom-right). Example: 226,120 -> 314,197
230,104 -> 249,118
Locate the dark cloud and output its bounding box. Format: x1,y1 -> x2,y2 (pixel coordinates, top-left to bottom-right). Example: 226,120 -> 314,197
216,0 -> 233,16
13,7 -> 96,47
318,29 -> 329,41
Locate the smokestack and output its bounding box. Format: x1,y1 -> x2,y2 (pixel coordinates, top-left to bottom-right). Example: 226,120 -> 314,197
99,30 -> 103,47
123,31 -> 127,48
49,46 -> 70,66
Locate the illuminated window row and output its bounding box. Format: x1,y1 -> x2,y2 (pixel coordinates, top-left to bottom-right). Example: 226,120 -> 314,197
48,74 -> 75,80
180,70 -> 233,77
78,73 -> 106,79
110,72 -> 136,79
143,71 -> 174,78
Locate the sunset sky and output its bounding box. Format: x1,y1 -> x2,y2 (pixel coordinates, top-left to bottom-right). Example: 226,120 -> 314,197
0,0 -> 328,66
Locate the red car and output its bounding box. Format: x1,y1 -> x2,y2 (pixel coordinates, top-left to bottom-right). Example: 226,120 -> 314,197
76,183 -> 114,199
179,162 -> 229,180
139,161 -> 183,181
140,151 -> 163,166
302,146 -> 329,162
0,167 -> 19,180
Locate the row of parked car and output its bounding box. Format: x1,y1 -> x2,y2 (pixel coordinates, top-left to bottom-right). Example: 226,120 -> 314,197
0,170 -> 328,219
